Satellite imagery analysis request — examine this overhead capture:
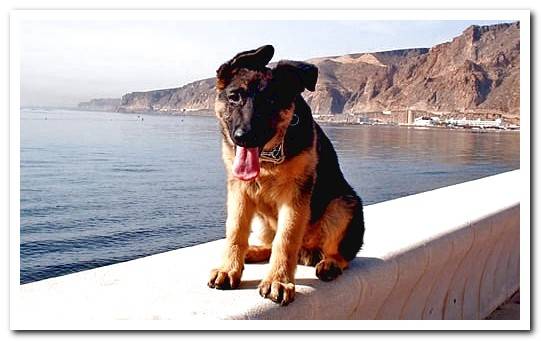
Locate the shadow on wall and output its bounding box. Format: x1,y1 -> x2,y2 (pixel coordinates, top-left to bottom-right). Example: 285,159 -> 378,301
237,256 -> 385,290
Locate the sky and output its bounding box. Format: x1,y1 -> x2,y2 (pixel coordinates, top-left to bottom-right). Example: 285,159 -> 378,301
19,19 -> 512,107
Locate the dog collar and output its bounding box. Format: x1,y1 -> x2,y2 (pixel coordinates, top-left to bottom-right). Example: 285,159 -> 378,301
259,114 -> 298,165
260,142 -> 285,164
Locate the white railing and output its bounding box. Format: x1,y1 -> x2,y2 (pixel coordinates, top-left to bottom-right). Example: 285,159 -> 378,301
13,170 -> 520,326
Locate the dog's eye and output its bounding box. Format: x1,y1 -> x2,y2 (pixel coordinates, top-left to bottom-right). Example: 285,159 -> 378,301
227,93 -> 242,105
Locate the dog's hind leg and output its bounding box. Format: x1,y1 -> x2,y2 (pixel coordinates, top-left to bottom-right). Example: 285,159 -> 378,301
245,245 -> 271,263
297,247 -> 322,266
315,253 -> 349,282
245,214 -> 275,263
315,196 -> 363,282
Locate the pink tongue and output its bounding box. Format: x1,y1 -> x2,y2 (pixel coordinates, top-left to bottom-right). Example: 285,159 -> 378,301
232,147 -> 260,181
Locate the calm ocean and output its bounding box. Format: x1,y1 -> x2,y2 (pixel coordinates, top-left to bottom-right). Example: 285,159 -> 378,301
20,109 -> 520,283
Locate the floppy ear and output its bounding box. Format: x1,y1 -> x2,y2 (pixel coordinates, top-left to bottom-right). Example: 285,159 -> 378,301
273,60 -> 319,92
228,45 -> 274,70
216,45 -> 275,89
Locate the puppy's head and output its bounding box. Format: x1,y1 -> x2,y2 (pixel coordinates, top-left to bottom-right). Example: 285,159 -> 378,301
215,45 -> 318,181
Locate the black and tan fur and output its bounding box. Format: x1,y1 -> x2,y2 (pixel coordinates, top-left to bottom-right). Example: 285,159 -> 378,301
208,45 -> 365,305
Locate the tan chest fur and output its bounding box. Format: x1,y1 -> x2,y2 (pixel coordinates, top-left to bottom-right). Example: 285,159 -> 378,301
222,141 -> 316,229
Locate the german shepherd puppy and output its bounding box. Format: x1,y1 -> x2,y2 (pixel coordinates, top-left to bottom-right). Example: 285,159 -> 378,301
208,45 -> 365,306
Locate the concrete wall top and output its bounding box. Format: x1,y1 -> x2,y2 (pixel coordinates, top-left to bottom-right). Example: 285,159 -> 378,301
14,170 -> 521,327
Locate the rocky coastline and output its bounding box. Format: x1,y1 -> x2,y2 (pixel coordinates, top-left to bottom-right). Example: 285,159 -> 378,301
78,22 -> 520,127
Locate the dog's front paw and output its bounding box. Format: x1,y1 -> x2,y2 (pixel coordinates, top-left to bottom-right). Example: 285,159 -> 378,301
258,279 -> 295,305
208,268 -> 242,290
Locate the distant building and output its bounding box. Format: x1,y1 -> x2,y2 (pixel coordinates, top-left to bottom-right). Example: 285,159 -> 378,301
446,118 -> 502,128
413,116 -> 434,126
357,116 -> 372,124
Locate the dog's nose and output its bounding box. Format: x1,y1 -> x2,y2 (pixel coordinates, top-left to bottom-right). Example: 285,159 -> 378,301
233,128 -> 250,145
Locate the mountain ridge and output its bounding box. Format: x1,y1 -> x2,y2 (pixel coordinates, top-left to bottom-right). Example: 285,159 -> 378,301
83,22 -> 520,118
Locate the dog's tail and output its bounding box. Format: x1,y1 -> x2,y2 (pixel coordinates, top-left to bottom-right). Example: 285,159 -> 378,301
298,248 -> 323,267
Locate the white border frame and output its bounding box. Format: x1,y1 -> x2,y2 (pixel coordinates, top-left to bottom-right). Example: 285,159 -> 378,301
9,9 -> 531,330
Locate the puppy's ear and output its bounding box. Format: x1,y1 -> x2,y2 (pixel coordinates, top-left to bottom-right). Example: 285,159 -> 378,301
229,45 -> 275,70
216,45 -> 275,89
273,60 -> 318,92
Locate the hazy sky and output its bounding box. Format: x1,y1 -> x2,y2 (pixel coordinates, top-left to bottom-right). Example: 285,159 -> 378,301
20,19 -> 510,107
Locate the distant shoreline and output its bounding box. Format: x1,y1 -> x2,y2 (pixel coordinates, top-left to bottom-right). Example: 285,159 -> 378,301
22,107 -> 520,133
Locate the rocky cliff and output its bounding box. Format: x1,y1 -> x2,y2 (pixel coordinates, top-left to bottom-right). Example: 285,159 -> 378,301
117,78 -> 216,113
113,22 -> 520,116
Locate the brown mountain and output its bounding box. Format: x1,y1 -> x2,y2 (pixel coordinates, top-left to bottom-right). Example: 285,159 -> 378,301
111,22 -> 519,117
117,78 -> 216,113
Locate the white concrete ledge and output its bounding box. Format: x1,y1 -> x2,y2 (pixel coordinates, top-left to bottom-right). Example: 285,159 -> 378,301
15,170 -> 520,325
